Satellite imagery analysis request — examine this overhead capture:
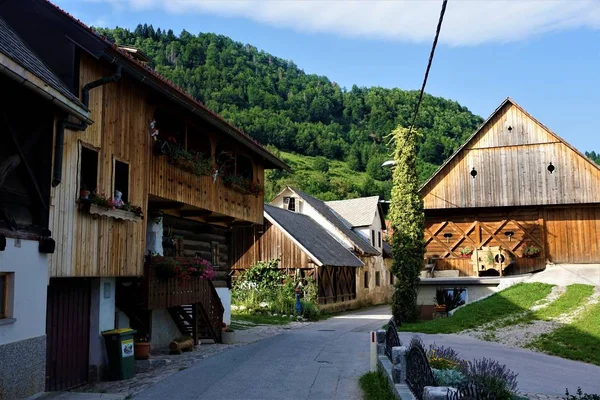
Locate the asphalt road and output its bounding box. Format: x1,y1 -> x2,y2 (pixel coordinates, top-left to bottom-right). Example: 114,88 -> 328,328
135,306 -> 392,400
135,304 -> 600,399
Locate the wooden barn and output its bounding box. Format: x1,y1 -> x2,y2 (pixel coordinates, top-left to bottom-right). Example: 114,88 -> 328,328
420,98 -> 600,277
231,204 -> 365,309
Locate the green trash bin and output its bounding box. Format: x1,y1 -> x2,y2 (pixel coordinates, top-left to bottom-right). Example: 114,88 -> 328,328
102,328 -> 137,380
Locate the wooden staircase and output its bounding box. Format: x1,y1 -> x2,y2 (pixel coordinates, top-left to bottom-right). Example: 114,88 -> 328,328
168,303 -> 221,344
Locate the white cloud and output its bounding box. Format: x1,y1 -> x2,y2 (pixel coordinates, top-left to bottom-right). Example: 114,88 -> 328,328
95,0 -> 600,46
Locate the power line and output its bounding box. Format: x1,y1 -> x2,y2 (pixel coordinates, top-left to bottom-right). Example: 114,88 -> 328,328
395,0 -> 448,156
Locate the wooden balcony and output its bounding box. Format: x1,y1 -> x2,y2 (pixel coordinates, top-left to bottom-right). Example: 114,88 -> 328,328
148,152 -> 264,224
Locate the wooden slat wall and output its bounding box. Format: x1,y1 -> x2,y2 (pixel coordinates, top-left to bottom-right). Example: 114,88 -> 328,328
425,208 -> 546,276
544,206 -> 600,264
148,156 -> 264,224
231,221 -> 313,270
49,54 -> 151,277
422,103 -> 600,209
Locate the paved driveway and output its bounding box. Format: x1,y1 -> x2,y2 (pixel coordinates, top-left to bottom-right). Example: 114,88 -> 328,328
135,306 -> 392,400
399,332 -> 600,396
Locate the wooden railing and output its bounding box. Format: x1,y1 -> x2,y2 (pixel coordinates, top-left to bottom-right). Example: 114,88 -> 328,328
144,260 -> 224,342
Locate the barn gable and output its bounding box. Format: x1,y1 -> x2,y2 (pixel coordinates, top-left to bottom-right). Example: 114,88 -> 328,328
420,98 -> 600,209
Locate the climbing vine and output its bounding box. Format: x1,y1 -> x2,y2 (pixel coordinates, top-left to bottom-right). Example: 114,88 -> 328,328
388,126 -> 425,322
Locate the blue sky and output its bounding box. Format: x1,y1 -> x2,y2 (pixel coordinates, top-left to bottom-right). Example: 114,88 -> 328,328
56,0 -> 600,152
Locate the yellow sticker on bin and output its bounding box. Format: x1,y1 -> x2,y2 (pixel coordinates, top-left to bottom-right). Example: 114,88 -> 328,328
102,328 -> 135,335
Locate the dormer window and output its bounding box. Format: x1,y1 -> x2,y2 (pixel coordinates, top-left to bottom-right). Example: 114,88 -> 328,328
284,197 -> 296,212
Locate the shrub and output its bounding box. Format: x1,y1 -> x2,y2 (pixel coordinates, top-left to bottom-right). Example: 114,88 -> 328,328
461,358 -> 518,400
432,368 -> 467,387
565,387 -> 600,400
232,259 -> 319,318
427,344 -> 466,370
301,300 -> 321,320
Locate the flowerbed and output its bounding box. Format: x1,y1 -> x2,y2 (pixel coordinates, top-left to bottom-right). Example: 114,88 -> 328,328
150,256 -> 216,283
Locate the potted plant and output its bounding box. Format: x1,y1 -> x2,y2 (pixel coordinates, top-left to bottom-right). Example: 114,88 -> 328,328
434,289 -> 447,313
221,327 -> 235,344
134,336 -> 151,360
459,246 -> 473,258
522,245 -> 541,258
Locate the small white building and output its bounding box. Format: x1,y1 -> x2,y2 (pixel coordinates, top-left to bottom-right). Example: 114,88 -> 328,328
271,187 -> 393,306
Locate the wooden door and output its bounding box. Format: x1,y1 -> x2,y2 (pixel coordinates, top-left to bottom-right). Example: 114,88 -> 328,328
46,278 -> 91,391
545,207 -> 600,264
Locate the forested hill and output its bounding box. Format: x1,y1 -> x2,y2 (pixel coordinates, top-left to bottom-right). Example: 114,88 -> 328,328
97,25 -> 484,200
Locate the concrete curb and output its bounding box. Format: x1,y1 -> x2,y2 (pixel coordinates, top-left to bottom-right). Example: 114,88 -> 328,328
377,355 -> 415,400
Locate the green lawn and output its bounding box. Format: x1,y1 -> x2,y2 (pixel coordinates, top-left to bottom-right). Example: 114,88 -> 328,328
530,300 -> 600,366
359,371 -> 396,400
501,284 -> 595,327
399,283 -> 553,334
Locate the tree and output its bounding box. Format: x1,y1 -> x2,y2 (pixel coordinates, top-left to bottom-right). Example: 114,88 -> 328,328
585,151 -> 600,165
313,157 -> 329,173
388,126 -> 425,322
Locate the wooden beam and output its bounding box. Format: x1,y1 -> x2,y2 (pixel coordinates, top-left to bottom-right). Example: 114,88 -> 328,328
179,210 -> 213,218
5,117 -> 46,210
148,201 -> 185,211
205,216 -> 235,224
231,221 -> 254,227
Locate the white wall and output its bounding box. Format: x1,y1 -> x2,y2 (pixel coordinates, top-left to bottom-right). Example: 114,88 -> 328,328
356,209 -> 383,251
0,238 -> 48,344
216,288 -> 231,324
151,308 -> 181,348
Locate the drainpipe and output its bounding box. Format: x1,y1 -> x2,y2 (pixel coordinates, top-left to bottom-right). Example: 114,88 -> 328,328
52,64 -> 122,187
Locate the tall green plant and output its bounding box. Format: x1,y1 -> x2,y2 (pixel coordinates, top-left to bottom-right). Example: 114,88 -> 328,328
388,126 -> 425,322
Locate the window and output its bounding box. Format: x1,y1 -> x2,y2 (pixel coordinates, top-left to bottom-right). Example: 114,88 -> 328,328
0,273 -> 9,319
371,230 -> 375,246
80,146 -> 98,193
436,288 -> 468,311
236,155 -> 253,180
285,197 -> 296,212
378,232 -> 382,248
113,160 -> 130,203
364,271 -> 369,288
390,273 -> 394,285
211,241 -> 220,266
375,271 -> 381,286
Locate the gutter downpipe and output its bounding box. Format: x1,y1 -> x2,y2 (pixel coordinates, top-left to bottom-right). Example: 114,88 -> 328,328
52,63 -> 122,187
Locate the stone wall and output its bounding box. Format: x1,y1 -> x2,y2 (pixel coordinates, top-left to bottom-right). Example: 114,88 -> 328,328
0,335 -> 46,399
356,255 -> 393,305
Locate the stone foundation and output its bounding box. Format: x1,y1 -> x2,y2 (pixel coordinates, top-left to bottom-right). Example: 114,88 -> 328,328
0,335 -> 46,399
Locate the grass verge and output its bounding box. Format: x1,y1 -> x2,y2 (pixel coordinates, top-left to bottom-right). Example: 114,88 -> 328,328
399,283 -> 553,334
231,313 -> 294,327
499,284 -> 595,327
529,301 -> 600,366
359,371 -> 396,400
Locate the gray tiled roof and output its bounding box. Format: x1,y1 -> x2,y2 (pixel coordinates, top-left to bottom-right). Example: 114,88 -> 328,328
289,188 -> 380,256
326,196 -> 380,228
0,17 -> 86,109
264,204 -> 364,268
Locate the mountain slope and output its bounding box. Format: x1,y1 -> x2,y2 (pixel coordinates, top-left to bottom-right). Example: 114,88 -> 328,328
97,25 -> 484,199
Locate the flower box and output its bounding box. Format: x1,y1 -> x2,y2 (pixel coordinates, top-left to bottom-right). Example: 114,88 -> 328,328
85,203 -> 142,222
459,254 -> 472,259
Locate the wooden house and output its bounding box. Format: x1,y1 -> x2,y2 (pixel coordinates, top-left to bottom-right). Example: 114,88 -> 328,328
420,98 -> 600,279
1,0 -> 286,391
233,187 -> 393,310
232,204 -> 365,308
0,16 -> 91,399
